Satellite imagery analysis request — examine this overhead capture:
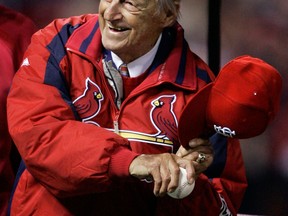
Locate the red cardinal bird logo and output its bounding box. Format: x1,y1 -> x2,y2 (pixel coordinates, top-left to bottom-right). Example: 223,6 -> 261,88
73,78 -> 104,122
150,95 -> 178,144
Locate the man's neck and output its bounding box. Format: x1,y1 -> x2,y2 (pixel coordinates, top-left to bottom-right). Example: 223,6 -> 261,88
111,34 -> 162,78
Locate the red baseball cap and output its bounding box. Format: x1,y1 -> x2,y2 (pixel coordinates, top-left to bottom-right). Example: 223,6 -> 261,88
178,55 -> 282,147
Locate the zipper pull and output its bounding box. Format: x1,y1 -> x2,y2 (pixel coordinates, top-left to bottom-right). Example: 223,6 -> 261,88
114,120 -> 119,134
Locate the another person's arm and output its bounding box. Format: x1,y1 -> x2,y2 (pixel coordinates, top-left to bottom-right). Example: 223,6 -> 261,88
179,135 -> 247,215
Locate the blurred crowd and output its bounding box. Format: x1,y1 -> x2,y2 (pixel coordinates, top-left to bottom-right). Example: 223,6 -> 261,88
0,0 -> 287,215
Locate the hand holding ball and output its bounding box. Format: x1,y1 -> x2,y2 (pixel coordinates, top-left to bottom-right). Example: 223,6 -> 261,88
168,167 -> 195,199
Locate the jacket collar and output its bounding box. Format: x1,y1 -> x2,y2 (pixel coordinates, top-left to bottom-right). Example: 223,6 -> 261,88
66,15 -> 103,62
66,15 -> 198,90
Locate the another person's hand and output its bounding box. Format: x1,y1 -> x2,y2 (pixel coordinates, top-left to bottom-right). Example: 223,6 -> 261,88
129,153 -> 196,197
176,138 -> 214,176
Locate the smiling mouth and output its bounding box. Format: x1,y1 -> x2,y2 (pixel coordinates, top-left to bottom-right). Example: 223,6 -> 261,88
108,24 -> 130,32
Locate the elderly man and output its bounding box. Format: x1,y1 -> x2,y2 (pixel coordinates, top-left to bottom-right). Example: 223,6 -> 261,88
7,0 -> 247,215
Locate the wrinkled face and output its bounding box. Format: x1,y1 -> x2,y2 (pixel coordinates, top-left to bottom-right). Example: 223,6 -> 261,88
99,0 -> 174,63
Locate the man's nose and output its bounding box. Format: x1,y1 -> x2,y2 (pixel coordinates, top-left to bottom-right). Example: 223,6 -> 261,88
104,1 -> 123,21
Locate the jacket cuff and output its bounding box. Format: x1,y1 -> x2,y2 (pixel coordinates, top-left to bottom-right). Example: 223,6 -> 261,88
109,147 -> 140,177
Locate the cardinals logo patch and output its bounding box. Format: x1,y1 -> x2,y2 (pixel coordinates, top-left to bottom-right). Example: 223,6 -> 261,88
150,95 -> 178,144
73,78 -> 104,123
116,94 -> 179,152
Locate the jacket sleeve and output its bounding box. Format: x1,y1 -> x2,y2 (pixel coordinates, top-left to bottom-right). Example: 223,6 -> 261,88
7,18 -> 139,198
156,135 -> 247,216
199,135 -> 247,215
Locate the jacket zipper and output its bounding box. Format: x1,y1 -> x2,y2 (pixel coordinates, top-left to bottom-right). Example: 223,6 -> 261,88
66,47 -> 121,131
113,112 -> 120,134
66,48 -> 194,134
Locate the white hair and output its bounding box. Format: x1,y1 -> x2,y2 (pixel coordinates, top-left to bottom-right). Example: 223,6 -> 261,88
156,0 -> 181,18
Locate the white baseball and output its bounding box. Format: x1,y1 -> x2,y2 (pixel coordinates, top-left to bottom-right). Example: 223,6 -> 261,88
167,167 -> 195,199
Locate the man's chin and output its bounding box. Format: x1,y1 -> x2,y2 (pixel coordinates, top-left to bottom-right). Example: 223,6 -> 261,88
102,40 -> 125,53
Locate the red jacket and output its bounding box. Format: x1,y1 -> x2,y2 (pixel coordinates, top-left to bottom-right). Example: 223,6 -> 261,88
0,5 -> 37,216
7,14 -> 247,215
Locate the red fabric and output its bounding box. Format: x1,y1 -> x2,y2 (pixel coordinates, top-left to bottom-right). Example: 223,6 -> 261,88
179,55 -> 282,144
207,56 -> 282,138
122,69 -> 148,99
0,5 -> 37,216
7,14 -> 247,215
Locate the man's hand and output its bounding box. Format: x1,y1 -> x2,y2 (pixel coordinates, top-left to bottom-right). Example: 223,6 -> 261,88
129,153 -> 196,197
176,138 -> 214,175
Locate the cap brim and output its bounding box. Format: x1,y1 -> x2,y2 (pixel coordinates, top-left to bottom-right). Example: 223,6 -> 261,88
178,83 -> 213,148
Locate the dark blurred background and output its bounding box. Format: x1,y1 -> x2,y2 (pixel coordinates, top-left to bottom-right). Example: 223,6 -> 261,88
1,0 -> 287,215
